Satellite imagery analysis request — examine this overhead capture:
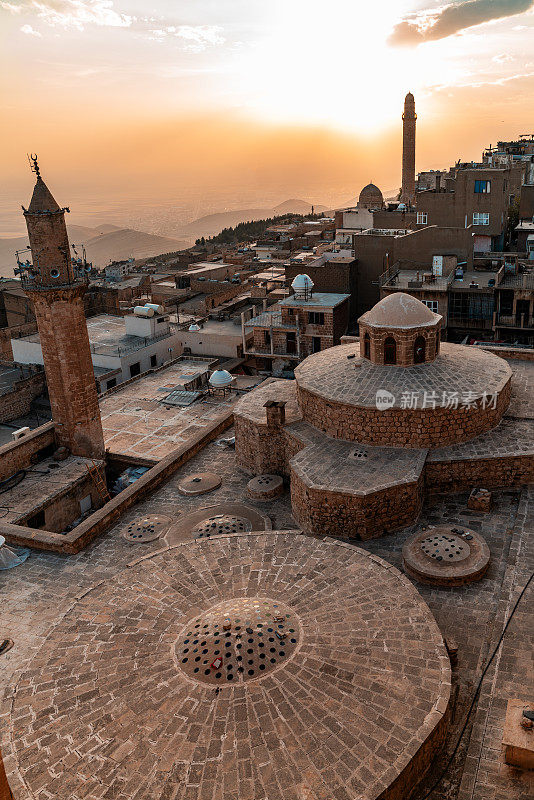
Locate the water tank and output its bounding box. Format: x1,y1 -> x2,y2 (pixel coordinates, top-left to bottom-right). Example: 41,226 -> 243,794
291,274 -> 314,299
144,303 -> 164,315
134,305 -> 155,317
209,369 -> 234,388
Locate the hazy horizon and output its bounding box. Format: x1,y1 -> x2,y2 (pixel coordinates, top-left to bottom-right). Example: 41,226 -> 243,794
1,1 -> 534,236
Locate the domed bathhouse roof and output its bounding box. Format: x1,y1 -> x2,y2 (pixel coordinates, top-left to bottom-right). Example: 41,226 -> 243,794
359,292 -> 441,330
208,369 -> 234,389
358,183 -> 384,209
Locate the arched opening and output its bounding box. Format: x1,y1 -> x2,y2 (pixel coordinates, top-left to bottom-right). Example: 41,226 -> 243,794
435,331 -> 440,356
414,336 -> 426,364
384,337 -> 396,365
364,332 -> 370,359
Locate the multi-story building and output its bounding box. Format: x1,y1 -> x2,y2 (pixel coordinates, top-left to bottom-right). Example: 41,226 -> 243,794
380,252 -> 534,345
285,250 -> 358,317
241,275 -> 349,370
12,304 -> 183,390
415,164 -> 524,252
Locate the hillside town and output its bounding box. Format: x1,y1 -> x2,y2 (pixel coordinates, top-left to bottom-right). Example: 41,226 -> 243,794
0,92 -> 532,800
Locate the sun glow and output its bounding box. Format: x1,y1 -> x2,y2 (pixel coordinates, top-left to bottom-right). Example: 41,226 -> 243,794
236,1 -> 446,134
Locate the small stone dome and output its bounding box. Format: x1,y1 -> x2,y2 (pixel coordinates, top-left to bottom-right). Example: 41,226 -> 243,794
358,293 -> 442,366
359,292 -> 441,330
358,183 -> 384,210
209,369 -> 234,388
291,274 -> 314,299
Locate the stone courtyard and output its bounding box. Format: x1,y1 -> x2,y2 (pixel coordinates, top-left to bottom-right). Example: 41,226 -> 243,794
0,432 -> 532,800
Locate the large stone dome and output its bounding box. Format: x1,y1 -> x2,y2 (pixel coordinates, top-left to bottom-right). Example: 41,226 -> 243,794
358,182 -> 384,209
359,292 -> 441,330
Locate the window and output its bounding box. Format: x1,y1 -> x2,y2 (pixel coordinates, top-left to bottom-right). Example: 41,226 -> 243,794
156,316 -> 166,323
129,362 -> 141,377
416,212 -> 428,225
308,311 -> 325,325
150,354 -> 157,367
384,337 -> 396,365
474,180 -> 491,194
106,378 -> 117,390
423,300 -> 439,313
286,331 -> 296,354
364,332 -> 370,359
473,212 -> 490,225
414,336 -> 426,364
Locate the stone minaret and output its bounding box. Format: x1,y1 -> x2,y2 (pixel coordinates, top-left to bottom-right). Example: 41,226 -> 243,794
400,92 -> 416,205
20,159 -> 105,459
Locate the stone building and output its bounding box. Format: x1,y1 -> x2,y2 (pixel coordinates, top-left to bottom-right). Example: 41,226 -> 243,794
17,162 -> 105,459
235,292 -> 532,540
241,274 -> 350,369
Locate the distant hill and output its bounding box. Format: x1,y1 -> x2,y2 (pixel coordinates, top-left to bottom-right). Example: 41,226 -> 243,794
182,199 -> 328,241
273,199 -> 327,215
0,224 -> 188,277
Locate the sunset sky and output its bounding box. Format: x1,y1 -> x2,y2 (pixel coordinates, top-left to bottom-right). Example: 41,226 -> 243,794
1,1 -> 534,233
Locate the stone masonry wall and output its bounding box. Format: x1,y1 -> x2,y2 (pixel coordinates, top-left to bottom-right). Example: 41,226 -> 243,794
360,321 -> 440,366
0,372 -> 46,423
0,322 -> 39,361
297,377 -> 511,448
291,468 -> 424,540
0,422 -> 55,481
425,454 -> 534,494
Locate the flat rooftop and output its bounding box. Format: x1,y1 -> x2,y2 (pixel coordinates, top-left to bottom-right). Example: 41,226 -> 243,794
279,292 -> 350,308
383,270 -> 451,291
450,270 -> 498,289
0,455 -> 98,526
18,314 -> 175,357
99,359 -> 244,460
0,365 -> 31,395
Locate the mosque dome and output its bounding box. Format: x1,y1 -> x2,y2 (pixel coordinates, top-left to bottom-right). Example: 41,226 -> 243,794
359,292 -> 441,330
358,183 -> 384,210
208,369 -> 234,388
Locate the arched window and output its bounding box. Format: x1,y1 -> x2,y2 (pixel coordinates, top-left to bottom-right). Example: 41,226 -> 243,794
435,331 -> 440,356
384,337 -> 396,365
364,332 -> 370,359
414,336 -> 426,364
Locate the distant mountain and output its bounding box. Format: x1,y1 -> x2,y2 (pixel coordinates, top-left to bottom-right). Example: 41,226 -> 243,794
82,228 -> 187,267
273,199 -> 327,215
182,199 -> 329,240
0,224 -> 188,276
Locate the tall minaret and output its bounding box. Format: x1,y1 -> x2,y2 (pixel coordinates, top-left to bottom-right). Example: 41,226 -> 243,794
400,92 -> 417,206
19,158 -> 105,459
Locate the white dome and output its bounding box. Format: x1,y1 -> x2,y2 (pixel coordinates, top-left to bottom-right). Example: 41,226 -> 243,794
188,323 -> 201,331
291,274 -> 314,297
209,369 -> 234,388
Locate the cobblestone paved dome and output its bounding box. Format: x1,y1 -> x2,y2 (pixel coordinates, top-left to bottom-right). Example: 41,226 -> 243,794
295,342 -> 512,446
10,533 -> 451,800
